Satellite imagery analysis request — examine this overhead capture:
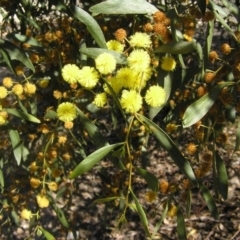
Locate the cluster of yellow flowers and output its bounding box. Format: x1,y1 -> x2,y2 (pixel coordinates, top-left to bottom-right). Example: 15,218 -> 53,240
59,23 -> 177,117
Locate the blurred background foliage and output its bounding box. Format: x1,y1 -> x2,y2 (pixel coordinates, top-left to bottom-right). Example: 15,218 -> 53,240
0,0 -> 240,239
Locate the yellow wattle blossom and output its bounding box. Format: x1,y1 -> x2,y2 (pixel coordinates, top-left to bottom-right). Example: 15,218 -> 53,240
23,83 -> 37,95
77,66 -> 99,89
0,86 -> 8,99
62,64 -> 81,84
120,89 -> 142,113
21,209 -> 33,220
36,194 -> 49,208
95,52 -> 117,75
127,49 -> 151,72
93,92 -> 108,108
103,77 -> 122,95
161,56 -> 176,71
57,102 -> 77,122
30,178 -> 41,188
129,32 -> 152,48
48,182 -> 58,191
12,84 -> 23,96
145,85 -> 166,107
3,77 -> 13,88
106,40 -> 124,52
115,67 -> 136,89
145,190 -> 157,203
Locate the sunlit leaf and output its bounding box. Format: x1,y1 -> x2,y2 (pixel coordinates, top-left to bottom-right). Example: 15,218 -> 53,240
136,168 -> 159,192
70,142 -> 124,178
209,0 -> 228,17
39,227 -> 55,240
214,10 -> 234,36
52,204 -> 69,228
200,183 -> 219,219
0,48 -> 16,74
89,0 -> 158,15
203,21 -> 214,70
234,120 -> 240,152
0,169 -> 4,188
80,47 -> 127,64
44,110 -> 57,120
137,114 -> 198,187
177,207 -> 187,240
0,39 -> 35,72
182,82 -> 235,128
5,108 -> 41,123
216,152 -> 228,200
6,33 -> 43,47
9,129 -> 22,165
130,189 -> 151,237
152,200 -> 169,238
155,41 -> 196,54
70,5 -> 106,48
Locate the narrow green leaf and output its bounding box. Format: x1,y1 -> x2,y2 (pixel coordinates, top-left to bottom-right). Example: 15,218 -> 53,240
137,114 -> 198,187
216,152 -> 228,200
93,196 -> 123,204
182,82 -> 235,128
89,0 -> 158,15
0,48 -> 16,74
186,189 -> 192,218
52,204 -> 69,228
152,200 -> 169,238
6,33 -> 42,47
39,227 -> 55,240
5,108 -> 40,123
9,129 -> 22,165
136,168 -> 159,192
80,47 -> 127,64
155,41 -> 196,54
209,0 -> 228,17
177,207 -> 187,240
200,183 -> 219,219
0,169 -> 4,188
70,142 -> 124,178
0,39 -> 35,72
234,120 -> 240,152
76,107 -> 109,148
130,189 -> 151,237
44,110 -> 57,120
203,21 -> 214,71
214,10 -> 234,36
70,5 -> 106,48
11,210 -> 20,226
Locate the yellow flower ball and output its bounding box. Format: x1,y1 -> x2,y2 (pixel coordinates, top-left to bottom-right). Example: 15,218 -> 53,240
77,66 -> 99,89
115,67 -> 136,89
12,84 -> 23,96
21,209 -> 33,220
3,77 -> 13,88
127,49 -> 151,72
93,92 -> 108,108
145,85 -> 166,107
145,190 -> 157,203
161,56 -> 176,71
48,182 -> 58,191
106,40 -> 124,52
120,89 -> 142,113
95,52 -> 117,75
103,77 -> 122,95
38,79 -> 50,88
129,32 -> 152,48
24,83 -> 37,95
30,178 -> 41,188
36,194 -> 49,208
62,64 -> 81,84
0,86 -> 8,99
57,102 -> 77,122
